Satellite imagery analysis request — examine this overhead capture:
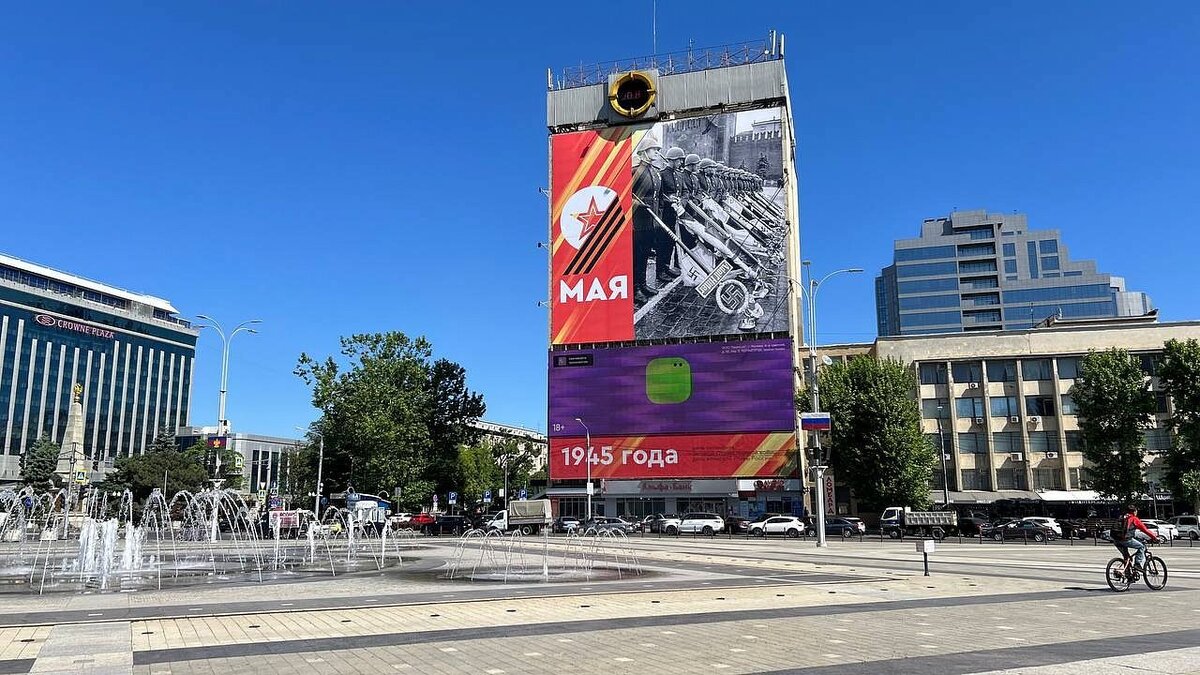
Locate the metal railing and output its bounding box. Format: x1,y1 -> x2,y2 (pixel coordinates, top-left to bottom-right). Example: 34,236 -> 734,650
552,37 -> 781,91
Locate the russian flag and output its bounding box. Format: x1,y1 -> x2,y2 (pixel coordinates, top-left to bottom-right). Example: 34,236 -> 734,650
800,413 -> 832,431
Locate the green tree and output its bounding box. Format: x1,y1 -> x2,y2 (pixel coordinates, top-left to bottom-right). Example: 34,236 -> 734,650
1071,348 -> 1155,503
819,356 -> 936,512
294,332 -> 485,512
1157,338 -> 1200,513
19,437 -> 61,490
457,442 -> 500,508
99,430 -> 210,502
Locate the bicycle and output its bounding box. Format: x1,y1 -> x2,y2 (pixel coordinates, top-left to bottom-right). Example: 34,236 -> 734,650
1106,541 -> 1168,592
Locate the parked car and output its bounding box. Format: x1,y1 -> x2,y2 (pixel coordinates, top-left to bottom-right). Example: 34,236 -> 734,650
585,516 -> 638,534
1020,517 -> 1063,537
725,516 -> 751,534
432,515 -> 469,536
1141,519 -> 1179,541
552,516 -> 581,534
957,516 -> 988,537
1169,515 -> 1200,541
749,516 -> 806,538
841,517 -> 867,535
983,520 -> 1058,542
810,517 -> 860,538
669,512 -> 725,536
409,512 -> 437,534
648,514 -> 681,533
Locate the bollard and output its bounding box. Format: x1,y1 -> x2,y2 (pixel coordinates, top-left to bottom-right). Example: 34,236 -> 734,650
916,539 -> 935,576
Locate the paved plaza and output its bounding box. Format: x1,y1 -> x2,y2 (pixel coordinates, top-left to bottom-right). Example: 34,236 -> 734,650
1,535 -> 1198,674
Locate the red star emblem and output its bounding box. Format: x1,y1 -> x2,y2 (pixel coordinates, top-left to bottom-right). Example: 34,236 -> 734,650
571,196 -> 606,240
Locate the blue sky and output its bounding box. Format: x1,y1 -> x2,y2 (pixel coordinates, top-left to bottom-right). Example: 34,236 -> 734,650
2,2 -> 1197,438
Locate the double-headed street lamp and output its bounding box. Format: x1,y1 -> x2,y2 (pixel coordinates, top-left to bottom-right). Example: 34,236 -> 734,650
574,417 -> 591,522
789,262 -> 863,548
196,315 -> 261,441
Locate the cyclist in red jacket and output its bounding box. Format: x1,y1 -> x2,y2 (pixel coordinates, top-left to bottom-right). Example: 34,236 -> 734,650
1111,505 -> 1161,577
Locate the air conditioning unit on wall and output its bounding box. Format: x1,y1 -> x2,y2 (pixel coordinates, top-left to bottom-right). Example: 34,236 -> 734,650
968,382 -> 980,389
1045,451 -> 1060,459
1029,416 -> 1040,424
1009,416 -> 1021,424
973,417 -> 985,425
1009,452 -> 1025,462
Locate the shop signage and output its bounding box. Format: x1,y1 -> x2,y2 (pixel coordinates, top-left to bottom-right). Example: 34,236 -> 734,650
638,480 -> 692,493
34,314 -> 115,340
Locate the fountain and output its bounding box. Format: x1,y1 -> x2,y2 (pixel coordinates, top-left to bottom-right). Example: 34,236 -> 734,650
0,486 -> 421,594
444,527 -> 643,583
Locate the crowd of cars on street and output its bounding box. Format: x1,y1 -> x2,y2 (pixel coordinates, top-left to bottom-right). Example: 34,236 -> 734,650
367,509 -> 1200,543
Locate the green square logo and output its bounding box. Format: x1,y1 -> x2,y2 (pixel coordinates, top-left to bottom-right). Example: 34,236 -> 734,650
646,357 -> 692,404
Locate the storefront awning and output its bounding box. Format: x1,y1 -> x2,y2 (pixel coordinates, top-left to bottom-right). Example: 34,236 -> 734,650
930,490 -> 1043,505
1037,490 -> 1107,503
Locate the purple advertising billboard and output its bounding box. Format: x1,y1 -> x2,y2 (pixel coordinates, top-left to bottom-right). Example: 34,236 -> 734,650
548,339 -> 796,437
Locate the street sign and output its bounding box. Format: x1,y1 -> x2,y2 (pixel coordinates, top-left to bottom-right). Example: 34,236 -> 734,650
483,490 -> 492,504
448,491 -> 458,505
518,488 -> 527,501
257,490 -> 267,502
824,474 -> 836,514
433,494 -> 439,511
800,412 -> 832,431
268,496 -> 281,510
73,470 -> 88,484
346,490 -> 359,508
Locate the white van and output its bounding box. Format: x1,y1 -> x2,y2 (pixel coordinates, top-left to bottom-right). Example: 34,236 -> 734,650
1169,515 -> 1199,541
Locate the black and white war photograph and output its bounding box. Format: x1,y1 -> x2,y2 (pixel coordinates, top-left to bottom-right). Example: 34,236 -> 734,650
630,107 -> 794,339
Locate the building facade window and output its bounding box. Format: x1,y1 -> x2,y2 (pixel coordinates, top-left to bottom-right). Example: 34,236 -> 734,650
898,278 -> 959,294
956,397 -> 985,419
1142,427 -> 1172,453
1028,431 -> 1059,452
615,498 -> 666,520
952,362 -> 982,383
990,396 -> 1020,417
1069,467 -> 1091,490
1025,396 -> 1055,416
1021,359 -> 1053,381
958,432 -> 986,453
1064,430 -> 1084,452
1060,395 -> 1077,416
901,294 -> 961,311
919,363 -> 948,384
961,276 -> 999,290
1002,243 -> 1017,257
959,260 -> 998,274
1034,468 -> 1064,490
921,398 -> 950,418
901,310 -> 963,328
1057,357 -> 1080,379
992,431 -> 1024,453
996,467 -> 1027,490
1004,259 -> 1018,274
1039,239 -> 1059,254
1027,241 -> 1040,279
986,360 -> 1017,382
897,261 -> 959,278
960,468 -> 991,490
895,245 -> 957,262
958,243 -> 996,258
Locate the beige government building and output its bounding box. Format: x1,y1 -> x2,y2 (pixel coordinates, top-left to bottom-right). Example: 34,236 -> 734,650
811,315 -> 1200,515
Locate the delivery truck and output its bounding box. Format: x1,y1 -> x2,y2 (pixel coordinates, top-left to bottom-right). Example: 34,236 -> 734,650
484,499 -> 552,535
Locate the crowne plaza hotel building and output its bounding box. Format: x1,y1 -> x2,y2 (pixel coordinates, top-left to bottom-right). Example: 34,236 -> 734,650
0,253 -> 198,481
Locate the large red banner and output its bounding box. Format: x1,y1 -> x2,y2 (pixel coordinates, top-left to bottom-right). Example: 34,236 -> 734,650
550,128 -> 635,345
549,432 -> 798,480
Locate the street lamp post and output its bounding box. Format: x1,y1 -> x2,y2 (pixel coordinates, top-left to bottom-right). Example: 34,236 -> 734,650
937,404 -> 949,508
195,315 -> 261,443
791,262 -> 863,548
297,426 -> 325,518
575,417 -> 591,522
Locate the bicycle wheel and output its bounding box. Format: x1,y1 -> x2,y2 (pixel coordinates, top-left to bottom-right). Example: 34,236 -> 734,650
1143,556 -> 1168,590
1106,558 -> 1132,592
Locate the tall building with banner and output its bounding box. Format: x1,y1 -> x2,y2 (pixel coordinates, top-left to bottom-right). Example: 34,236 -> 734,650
545,35 -> 804,520
0,253 -> 198,484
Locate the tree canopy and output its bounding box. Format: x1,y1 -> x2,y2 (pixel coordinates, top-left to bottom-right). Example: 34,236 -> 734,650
1157,338 -> 1200,512
294,332 -> 485,511
99,430 -> 211,502
19,438 -> 61,491
819,356 -> 935,512
1072,348 -> 1155,503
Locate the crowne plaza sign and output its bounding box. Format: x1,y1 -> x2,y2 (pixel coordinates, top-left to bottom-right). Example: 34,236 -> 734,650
34,314 -> 116,340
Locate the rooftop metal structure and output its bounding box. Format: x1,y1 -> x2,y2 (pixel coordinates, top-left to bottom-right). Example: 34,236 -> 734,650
549,33 -> 784,91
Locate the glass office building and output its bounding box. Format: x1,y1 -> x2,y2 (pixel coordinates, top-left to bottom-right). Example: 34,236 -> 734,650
875,210 -> 1153,336
0,253 -> 198,481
